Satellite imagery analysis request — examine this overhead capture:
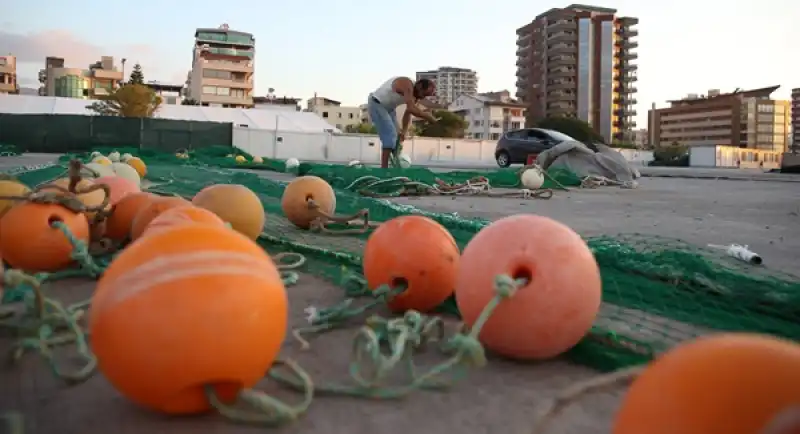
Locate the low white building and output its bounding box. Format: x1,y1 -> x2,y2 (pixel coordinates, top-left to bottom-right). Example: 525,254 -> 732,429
449,91 -> 526,140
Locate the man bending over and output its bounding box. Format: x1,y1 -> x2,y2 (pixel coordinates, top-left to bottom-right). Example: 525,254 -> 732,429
367,77 -> 438,168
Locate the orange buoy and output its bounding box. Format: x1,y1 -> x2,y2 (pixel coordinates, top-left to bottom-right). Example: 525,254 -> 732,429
129,196 -> 191,241
0,202 -> 90,272
145,206 -> 226,236
281,176 -> 336,229
455,214 -> 601,360
125,157 -> 147,178
89,224 -> 287,415
191,184 -> 265,240
0,179 -> 31,218
94,175 -> 141,205
614,333 -> 800,434
362,215 -> 459,313
40,177 -> 109,219
105,192 -> 156,242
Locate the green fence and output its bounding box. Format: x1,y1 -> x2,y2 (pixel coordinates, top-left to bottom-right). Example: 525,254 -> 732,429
0,114 -> 233,154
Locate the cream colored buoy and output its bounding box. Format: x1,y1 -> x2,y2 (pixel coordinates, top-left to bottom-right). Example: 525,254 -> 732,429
121,153 -> 133,162
520,166 -> 545,190
252,156 -> 263,163
285,158 -> 300,171
399,154 -> 412,168
108,151 -> 121,162
110,162 -> 141,187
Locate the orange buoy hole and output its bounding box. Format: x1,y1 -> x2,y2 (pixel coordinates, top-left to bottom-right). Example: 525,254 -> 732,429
105,192 -> 156,242
0,202 -> 90,272
613,333 -> 800,434
191,184 -> 265,240
455,214 -> 601,361
281,176 -> 336,229
363,215 -> 459,313
89,224 -> 288,415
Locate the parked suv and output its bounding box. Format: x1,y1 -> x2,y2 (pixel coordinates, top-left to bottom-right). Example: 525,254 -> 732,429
494,128 -> 579,167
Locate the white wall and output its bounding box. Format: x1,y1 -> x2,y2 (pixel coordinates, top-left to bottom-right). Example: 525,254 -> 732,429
689,146 -> 717,167
233,126 -> 654,166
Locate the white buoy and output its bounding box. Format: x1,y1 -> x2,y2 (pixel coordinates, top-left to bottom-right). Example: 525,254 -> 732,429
252,156 -> 264,163
348,160 -> 363,167
285,158 -> 300,171
90,151 -> 103,159
520,166 -> 545,190
108,151 -> 121,162
110,162 -> 142,187
121,153 -> 133,162
399,154 -> 412,168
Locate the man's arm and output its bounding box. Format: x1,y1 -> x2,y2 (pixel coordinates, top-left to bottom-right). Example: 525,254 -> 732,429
393,78 -> 436,121
400,109 -> 412,134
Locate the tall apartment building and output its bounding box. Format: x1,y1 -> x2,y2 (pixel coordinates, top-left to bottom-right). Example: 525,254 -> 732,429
515,4 -> 638,143
416,67 -> 478,106
186,24 -> 255,108
792,88 -> 800,150
0,55 -> 18,94
40,56 -> 123,99
647,86 -> 790,152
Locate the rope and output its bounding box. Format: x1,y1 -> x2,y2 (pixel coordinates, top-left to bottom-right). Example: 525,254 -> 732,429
275,274 -> 521,399
344,175 -> 554,200
580,175 -> 639,189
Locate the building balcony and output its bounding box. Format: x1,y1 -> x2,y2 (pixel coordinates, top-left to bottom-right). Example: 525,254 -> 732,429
547,91 -> 575,102
516,68 -> 530,77
548,19 -> 577,31
620,51 -> 638,61
0,64 -> 14,74
616,27 -> 639,38
516,33 -> 532,46
548,55 -> 576,67
620,39 -> 638,50
516,46 -> 530,56
548,81 -> 575,91
547,31 -> 576,44
548,67 -> 576,79
0,83 -> 17,94
199,93 -> 254,107
202,77 -> 253,89
614,95 -> 638,105
614,85 -> 637,94
615,107 -> 637,117
550,43 -> 578,54
619,16 -> 639,26
199,58 -> 254,73
90,69 -> 123,81
620,74 -> 637,83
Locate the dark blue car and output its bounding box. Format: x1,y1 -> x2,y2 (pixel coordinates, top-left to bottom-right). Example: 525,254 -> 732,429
494,128 -> 578,167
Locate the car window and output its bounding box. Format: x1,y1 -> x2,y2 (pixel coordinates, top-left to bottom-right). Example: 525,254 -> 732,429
538,129 -> 577,142
527,130 -> 548,141
505,130 -> 527,139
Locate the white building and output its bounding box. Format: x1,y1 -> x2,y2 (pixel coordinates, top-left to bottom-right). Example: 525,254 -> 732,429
416,67 -> 478,106
306,96 -> 362,130
186,24 -> 255,108
449,92 -> 526,140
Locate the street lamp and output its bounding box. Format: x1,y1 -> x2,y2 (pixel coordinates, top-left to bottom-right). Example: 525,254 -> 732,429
121,58 -> 127,86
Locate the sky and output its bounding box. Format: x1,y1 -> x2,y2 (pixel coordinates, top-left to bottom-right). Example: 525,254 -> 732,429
1,0 -> 797,127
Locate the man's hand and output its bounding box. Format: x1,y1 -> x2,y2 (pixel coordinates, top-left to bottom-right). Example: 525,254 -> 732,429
398,130 -> 407,143
424,112 -> 439,123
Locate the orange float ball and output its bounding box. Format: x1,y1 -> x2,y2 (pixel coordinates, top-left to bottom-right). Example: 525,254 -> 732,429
191,184 -> 265,240
94,175 -> 141,205
105,192 -> 156,242
0,202 -> 90,272
144,206 -> 226,236
455,214 -> 601,360
125,157 -> 147,178
89,224 -> 288,415
129,196 -> 191,241
281,176 -> 336,229
614,333 -> 800,434
362,215 -> 459,313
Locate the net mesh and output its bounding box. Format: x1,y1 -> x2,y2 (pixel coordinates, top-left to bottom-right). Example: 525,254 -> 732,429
7,147 -> 800,373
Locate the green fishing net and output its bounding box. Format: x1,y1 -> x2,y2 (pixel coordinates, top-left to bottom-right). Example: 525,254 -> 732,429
6,148 -> 800,373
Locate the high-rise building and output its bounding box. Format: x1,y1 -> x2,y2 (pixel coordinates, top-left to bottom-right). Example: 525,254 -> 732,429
39,56 -> 123,99
186,24 -> 255,108
791,88 -> 800,150
515,4 -> 638,143
415,67 -> 478,106
0,55 -> 18,94
648,86 -> 790,152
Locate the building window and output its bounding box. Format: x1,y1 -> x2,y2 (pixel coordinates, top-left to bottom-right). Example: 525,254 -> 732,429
348,113 -> 354,119
490,133 -> 500,140
230,88 -> 246,98
511,121 -> 521,129
202,86 -> 217,95
216,87 -> 230,96
338,112 -> 342,118
336,124 -> 343,129
54,75 -> 89,99
322,112 -> 329,118
203,69 -> 232,80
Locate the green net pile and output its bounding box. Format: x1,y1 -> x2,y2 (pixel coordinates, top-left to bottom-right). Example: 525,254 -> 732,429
8,149 -> 800,373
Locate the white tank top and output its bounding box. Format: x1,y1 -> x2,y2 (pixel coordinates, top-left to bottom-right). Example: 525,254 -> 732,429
370,77 -> 407,109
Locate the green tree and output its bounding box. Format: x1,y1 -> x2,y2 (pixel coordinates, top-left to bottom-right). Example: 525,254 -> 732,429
128,63 -> 145,85
534,116 -> 605,144
418,110 -> 467,138
181,98 -> 200,106
345,123 -> 378,134
87,83 -> 162,117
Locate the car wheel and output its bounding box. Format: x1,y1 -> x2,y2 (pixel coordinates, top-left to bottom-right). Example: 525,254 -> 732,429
496,151 -> 511,168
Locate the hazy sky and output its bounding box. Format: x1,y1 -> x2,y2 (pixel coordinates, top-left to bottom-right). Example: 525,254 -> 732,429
1,0 -> 796,126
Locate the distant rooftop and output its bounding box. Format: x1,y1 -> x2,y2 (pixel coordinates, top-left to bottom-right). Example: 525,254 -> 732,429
667,85 -> 781,105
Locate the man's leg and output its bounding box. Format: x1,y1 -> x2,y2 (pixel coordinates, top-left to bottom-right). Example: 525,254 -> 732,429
367,98 -> 396,168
